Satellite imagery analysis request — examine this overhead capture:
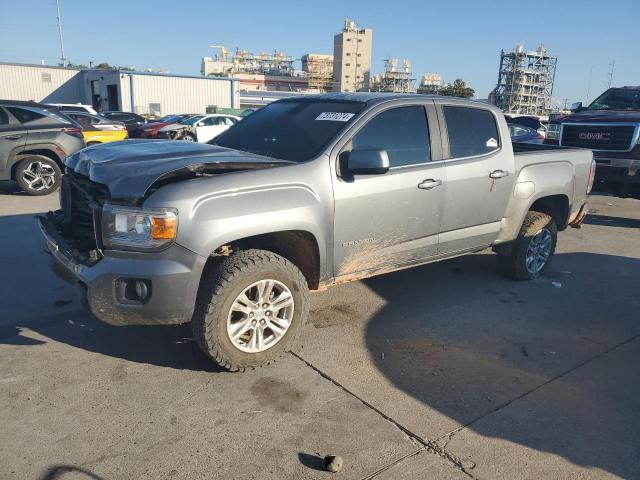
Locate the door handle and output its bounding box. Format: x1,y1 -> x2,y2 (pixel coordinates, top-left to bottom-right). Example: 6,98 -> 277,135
418,179 -> 442,190
489,170 -> 509,179
4,134 -> 23,141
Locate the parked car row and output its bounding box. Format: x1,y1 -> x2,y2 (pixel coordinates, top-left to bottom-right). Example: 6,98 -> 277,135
0,100 -> 256,195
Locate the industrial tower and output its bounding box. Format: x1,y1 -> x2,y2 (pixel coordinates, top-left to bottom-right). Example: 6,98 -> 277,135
490,44 -> 557,116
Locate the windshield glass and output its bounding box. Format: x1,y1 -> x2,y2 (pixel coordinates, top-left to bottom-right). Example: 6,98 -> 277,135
158,115 -> 179,122
587,88 -> 640,111
212,100 -> 365,162
180,115 -> 204,125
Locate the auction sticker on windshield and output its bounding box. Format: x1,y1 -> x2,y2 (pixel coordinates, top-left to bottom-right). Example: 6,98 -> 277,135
315,112 -> 355,122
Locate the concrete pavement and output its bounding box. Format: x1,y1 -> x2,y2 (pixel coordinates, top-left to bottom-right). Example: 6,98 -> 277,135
1,185 -> 638,479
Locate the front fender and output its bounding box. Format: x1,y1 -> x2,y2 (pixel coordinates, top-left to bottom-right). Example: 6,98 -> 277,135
145,163 -> 332,280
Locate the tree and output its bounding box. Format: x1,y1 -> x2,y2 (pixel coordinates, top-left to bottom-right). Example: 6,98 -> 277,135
440,79 -> 475,99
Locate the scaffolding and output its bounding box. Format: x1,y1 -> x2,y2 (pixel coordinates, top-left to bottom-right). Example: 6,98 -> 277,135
230,49 -> 296,76
371,59 -> 416,93
490,44 -> 557,116
301,54 -> 333,92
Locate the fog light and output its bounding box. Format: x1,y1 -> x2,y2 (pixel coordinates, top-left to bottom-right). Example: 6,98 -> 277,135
134,280 -> 149,301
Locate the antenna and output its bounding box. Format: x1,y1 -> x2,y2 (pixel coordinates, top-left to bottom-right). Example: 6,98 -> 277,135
606,61 -> 615,88
55,0 -> 66,66
585,65 -> 593,103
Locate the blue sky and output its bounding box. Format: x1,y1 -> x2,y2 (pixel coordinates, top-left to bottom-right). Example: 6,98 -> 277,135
2,0 -> 639,104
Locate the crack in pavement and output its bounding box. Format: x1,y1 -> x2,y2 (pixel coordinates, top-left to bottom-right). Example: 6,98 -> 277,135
292,332 -> 640,479
435,332 -> 640,444
289,351 -> 477,479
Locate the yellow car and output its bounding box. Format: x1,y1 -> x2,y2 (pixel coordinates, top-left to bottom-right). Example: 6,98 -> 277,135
63,111 -> 128,146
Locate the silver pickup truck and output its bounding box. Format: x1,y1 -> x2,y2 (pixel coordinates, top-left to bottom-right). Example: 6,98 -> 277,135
39,93 -> 595,371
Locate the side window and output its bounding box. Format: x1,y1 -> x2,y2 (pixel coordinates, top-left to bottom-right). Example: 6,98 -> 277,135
348,106 -> 430,167
0,108 -> 9,126
200,117 -> 216,126
443,106 -> 500,158
7,107 -> 45,124
74,115 -> 93,129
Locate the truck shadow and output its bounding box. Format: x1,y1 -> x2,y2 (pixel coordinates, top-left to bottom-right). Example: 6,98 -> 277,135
360,251 -> 640,479
0,212 -> 221,373
583,213 -> 640,228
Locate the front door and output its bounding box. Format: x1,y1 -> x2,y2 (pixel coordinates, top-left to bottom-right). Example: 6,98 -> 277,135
332,103 -> 446,279
436,103 -> 515,254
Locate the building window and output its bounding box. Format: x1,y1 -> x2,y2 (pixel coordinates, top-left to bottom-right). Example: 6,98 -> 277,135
357,64 -> 361,67
346,52 -> 351,56
345,75 -> 350,79
345,63 -> 351,67
357,53 -> 361,57
358,39 -> 363,42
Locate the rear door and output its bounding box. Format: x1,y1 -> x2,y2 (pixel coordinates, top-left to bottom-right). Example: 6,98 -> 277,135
435,101 -> 515,254
331,102 -> 447,279
0,107 -> 27,179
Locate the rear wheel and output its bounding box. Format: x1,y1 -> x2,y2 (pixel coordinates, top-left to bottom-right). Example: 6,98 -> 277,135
14,155 -> 61,196
497,211 -> 557,280
191,249 -> 309,371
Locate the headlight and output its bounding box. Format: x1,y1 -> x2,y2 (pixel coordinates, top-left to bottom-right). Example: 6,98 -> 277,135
546,123 -> 561,140
101,204 -> 178,251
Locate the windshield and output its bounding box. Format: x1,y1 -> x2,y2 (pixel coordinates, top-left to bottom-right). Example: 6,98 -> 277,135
179,115 -> 204,125
212,100 -> 366,162
587,88 -> 640,111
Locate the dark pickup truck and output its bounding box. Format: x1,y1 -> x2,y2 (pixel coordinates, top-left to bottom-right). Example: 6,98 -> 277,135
544,86 -> 640,198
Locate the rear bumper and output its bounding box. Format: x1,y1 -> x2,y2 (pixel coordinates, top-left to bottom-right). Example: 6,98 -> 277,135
39,214 -> 207,326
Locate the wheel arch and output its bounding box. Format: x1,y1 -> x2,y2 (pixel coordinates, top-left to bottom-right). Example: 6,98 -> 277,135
10,146 -> 64,180
202,230 -> 322,291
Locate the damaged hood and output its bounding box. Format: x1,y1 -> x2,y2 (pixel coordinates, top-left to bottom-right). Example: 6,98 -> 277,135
65,140 -> 292,201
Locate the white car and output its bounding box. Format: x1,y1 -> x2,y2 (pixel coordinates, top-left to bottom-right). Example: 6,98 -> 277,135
158,114 -> 240,143
47,103 -> 99,115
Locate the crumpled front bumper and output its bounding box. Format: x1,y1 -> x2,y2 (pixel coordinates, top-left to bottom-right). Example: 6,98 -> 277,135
39,214 -> 207,326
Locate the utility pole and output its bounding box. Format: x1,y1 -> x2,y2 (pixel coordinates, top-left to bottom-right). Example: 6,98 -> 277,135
55,0 -> 66,66
606,61 -> 615,88
561,98 -> 570,110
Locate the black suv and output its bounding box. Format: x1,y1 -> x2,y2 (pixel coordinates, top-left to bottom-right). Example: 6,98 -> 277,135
100,111 -> 147,137
0,100 -> 85,195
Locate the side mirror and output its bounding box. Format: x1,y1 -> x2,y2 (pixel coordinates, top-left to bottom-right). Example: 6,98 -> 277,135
570,101 -> 583,113
195,121 -> 203,127
343,148 -> 390,176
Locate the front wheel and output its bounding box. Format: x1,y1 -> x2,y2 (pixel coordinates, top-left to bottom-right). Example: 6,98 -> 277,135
191,249 -> 309,371
180,133 -> 196,142
14,155 -> 62,196
497,211 -> 557,280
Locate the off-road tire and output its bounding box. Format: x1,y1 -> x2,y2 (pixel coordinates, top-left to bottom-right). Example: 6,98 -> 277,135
497,211 -> 557,280
191,249 -> 309,372
14,155 -> 62,196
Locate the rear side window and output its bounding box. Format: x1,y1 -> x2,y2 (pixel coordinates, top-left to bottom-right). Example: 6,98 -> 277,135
350,106 -> 430,167
0,108 -> 8,126
8,107 -> 46,124
444,106 -> 500,158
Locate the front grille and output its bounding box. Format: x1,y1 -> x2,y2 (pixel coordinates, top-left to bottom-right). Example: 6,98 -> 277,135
561,124 -> 637,151
60,171 -> 110,252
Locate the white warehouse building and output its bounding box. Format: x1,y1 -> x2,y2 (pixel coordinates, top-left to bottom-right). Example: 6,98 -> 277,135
0,62 -> 240,115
